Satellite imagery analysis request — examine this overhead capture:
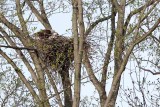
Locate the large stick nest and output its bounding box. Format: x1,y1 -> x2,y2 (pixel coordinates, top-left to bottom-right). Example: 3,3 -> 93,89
34,30 -> 74,71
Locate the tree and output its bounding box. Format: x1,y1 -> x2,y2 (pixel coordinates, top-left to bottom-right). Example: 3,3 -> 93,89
0,0 -> 159,107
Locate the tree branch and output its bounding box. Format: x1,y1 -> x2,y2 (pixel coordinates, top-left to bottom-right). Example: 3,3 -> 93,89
0,13 -> 22,37
0,45 -> 36,51
104,18 -> 160,106
85,15 -> 112,36
0,27 -> 38,83
139,67 -> 160,75
16,0 -> 29,35
0,13 -> 33,47
0,49 -> 40,104
25,0 -> 52,29
83,50 -> 103,92
124,0 -> 158,34
101,2 -> 116,86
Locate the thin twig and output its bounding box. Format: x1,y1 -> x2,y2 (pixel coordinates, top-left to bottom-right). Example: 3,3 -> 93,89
0,45 -> 36,51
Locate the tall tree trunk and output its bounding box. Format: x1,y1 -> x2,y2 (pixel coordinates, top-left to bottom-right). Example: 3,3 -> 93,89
99,88 -> 107,107
60,69 -> 72,107
106,78 -> 121,107
72,0 -> 85,106
105,0 -> 126,106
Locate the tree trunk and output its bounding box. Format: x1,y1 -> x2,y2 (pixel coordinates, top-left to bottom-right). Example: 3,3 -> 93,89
106,78 -> 121,107
99,88 -> 107,107
60,70 -> 72,107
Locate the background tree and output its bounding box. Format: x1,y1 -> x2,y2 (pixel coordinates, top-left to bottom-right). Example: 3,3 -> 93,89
0,0 -> 159,107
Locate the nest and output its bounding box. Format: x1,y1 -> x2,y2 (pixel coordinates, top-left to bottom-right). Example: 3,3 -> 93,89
34,30 -> 74,71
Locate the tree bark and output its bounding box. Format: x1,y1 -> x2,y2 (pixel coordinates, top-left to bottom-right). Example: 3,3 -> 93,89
60,65 -> 72,107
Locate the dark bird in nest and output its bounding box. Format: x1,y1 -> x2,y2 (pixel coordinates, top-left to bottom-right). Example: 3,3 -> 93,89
34,29 -> 74,71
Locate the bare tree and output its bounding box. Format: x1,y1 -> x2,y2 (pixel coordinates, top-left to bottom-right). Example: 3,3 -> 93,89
0,0 -> 159,107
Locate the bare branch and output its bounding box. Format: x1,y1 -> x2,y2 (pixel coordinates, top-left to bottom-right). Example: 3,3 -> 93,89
124,0 -> 159,34
0,49 -> 40,104
0,45 -> 36,51
105,17 -> 160,107
101,2 -> 116,86
0,26 -> 38,84
140,67 -> 160,75
85,15 -> 112,36
16,0 -> 29,35
38,0 -> 48,21
0,13 -> 22,36
83,50 -> 103,91
25,0 -> 52,29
